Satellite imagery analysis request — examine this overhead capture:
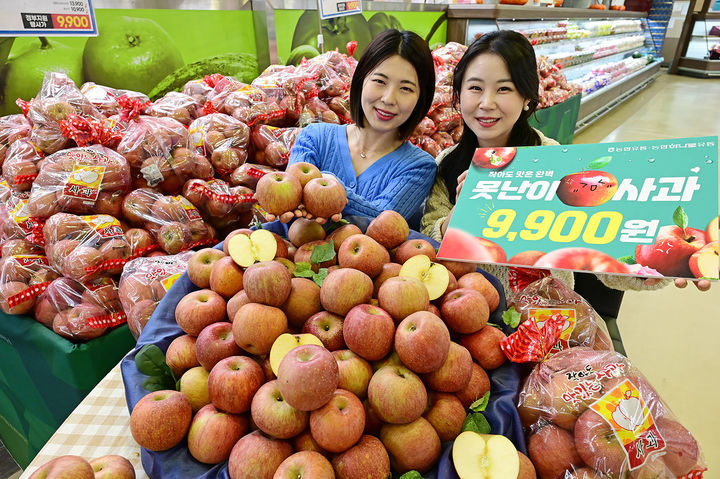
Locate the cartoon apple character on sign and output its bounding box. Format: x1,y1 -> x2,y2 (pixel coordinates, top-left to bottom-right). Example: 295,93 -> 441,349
472,147 -> 516,169
556,156 -> 619,207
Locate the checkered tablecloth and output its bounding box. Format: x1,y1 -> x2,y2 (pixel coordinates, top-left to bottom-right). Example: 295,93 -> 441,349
20,361 -> 148,478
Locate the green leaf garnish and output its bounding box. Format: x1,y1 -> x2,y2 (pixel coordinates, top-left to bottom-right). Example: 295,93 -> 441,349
135,344 -> 177,392
588,156 -> 612,169
469,392 -> 491,412
673,206 -> 689,231
313,268 -> 329,287
293,262 -> 315,278
502,308 -> 522,329
462,411 -> 491,434
310,240 -> 335,264
617,255 -> 637,265
324,218 -> 349,234
399,472 -> 423,479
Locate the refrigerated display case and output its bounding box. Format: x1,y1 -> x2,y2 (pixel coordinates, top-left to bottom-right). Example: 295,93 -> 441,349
447,5 -> 662,131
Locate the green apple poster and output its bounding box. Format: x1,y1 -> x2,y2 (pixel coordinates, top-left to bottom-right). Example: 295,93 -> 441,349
437,137 -> 720,280
0,9 -> 260,115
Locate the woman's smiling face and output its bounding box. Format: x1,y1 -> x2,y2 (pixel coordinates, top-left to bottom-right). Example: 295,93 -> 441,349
360,54 -> 420,134
459,52 -> 529,148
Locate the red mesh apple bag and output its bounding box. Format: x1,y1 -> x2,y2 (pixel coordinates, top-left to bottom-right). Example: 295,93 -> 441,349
120,188 -> 216,254
0,114 -> 32,166
499,276 -> 614,363
26,72 -> 103,155
43,212 -> 132,282
187,113 -> 250,179
115,115 -> 209,195
118,252 -> 192,339
0,254 -> 59,316
517,347 -> 707,479
36,276 -> 127,341
26,144 -> 131,218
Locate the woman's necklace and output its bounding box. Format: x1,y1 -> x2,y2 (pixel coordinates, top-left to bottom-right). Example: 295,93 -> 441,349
354,126 -> 400,161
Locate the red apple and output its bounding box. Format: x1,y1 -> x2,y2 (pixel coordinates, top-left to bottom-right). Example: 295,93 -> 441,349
233,303 -> 287,356
333,349 -> 373,399
557,170 -> 618,207
455,362 -> 491,408
227,431 -> 293,479
319,268 -> 373,316
337,234 -> 390,278
303,176 -> 347,218
242,260 -> 292,307
277,344 -> 339,411
517,451 -> 538,479
438,260 -> 477,279
327,224 -> 362,252
174,289 -> 227,336
530,423 -> 584,479
380,417 -> 441,474
366,210 -> 409,249
372,262 -> 402,297
460,326 -> 507,370
423,392 -> 466,442
343,304 -> 395,361
368,365 -> 427,424
286,162 -> 322,187
535,247 -> 629,274
292,430 -> 332,459
456,272 -> 500,313
88,455 -> 135,479
281,277 -> 322,330
423,342 -> 473,393
165,334 -> 199,377
302,311 -> 345,351
195,321 -> 242,371
250,379 -> 309,439
288,218 -> 326,247
274,451 -> 335,479
209,256 -> 244,298
129,390 -> 192,451
310,389 -> 365,453
377,276 -> 430,323
573,409 -> 627,477
394,239 -> 437,264
509,251 -> 546,266
208,355 -> 264,414
28,456 -> 95,479
472,147 -> 517,169
394,311 -> 450,374
655,417 -> 700,476
187,404 -> 248,464
293,239 -> 337,272
255,171 -> 303,216
227,290 -> 250,322
441,288 -> 489,334
332,435 -> 391,479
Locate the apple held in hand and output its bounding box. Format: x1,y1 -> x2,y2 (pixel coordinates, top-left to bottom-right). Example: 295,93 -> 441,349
286,161 -> 323,187
452,431 -> 520,479
129,390 -> 192,451
277,344 -> 339,411
556,170 -> 618,207
303,176 -> 348,218
255,171 -> 303,216
635,225 -> 707,277
28,455 -> 95,479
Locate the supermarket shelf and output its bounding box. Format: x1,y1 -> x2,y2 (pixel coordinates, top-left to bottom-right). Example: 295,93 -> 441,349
561,48 -> 645,77
532,31 -> 646,51
447,4 -> 646,19
676,56 -> 720,77
575,62 -> 661,132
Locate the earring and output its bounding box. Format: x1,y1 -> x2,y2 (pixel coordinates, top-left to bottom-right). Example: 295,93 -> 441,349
523,105 -> 530,111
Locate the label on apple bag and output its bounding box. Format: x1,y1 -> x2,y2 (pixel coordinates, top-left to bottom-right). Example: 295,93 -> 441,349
12,255 -> 49,267
82,277 -> 115,292
82,215 -> 124,239
589,379 -> 666,470
161,273 -> 183,292
63,164 -> 105,203
140,163 -> 164,187
528,308 -> 576,352
174,195 -> 203,221
438,136 -> 720,280
10,199 -> 41,235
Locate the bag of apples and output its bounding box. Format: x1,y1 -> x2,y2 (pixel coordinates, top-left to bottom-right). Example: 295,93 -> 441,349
229,163 -> 277,189
500,276 -> 614,359
518,347 -> 707,479
2,138 -> 44,191
26,144 -> 131,218
118,252 -> 193,339
182,178 -> 256,232
35,276 -> 126,341
203,76 -> 267,119
187,113 -> 250,179
0,114 -> 32,166
26,72 -> 103,155
80,82 -> 149,117
121,188 -> 216,254
250,125 -> 301,168
0,254 -> 60,316
43,212 -> 132,282
0,190 -> 46,247
145,91 -> 203,126
115,115 -> 210,194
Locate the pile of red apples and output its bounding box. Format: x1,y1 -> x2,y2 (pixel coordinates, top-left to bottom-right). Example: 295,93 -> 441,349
128,206 -> 531,479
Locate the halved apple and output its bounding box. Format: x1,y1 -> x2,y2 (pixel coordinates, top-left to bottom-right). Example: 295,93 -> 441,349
399,254 -> 450,300
452,431 -> 519,479
688,241 -> 719,279
269,333 -> 324,375
228,229 -> 277,267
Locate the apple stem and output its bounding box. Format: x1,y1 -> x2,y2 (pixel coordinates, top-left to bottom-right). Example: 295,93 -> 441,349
39,37 -> 50,48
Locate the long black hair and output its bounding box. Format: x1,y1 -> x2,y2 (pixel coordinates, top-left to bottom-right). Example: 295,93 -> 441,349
349,29 -> 435,140
438,30 -> 541,204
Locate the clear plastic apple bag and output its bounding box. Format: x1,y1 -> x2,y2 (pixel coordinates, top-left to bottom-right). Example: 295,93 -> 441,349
0,190 -> 46,247
518,347 -> 707,479
80,82 -> 149,117
2,138 -> 44,191
26,144 -> 131,218
36,276 -> 126,341
120,188 -> 216,254
0,114 -> 32,166
187,113 -> 250,179
182,178 -> 256,231
118,252 -> 192,339
43,212 -> 132,282
0,254 -> 60,316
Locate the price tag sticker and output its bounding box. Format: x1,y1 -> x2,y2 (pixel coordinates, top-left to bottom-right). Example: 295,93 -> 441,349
317,0 -> 362,20
1,1 -> 97,36
438,137 -> 720,280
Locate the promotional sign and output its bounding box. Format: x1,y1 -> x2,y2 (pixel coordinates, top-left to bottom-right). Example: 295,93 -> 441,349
0,0 -> 98,36
318,0 -> 362,20
437,137 -> 720,280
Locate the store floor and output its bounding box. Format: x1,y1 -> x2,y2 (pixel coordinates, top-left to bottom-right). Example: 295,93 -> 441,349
574,70 -> 720,478
1,70 -> 718,479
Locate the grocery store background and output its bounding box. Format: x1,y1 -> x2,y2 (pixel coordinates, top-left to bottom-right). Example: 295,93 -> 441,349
1,0 -> 719,476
